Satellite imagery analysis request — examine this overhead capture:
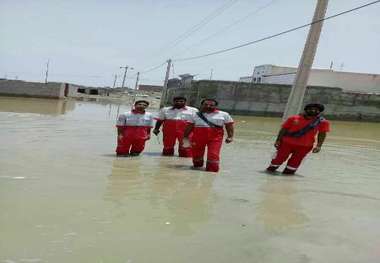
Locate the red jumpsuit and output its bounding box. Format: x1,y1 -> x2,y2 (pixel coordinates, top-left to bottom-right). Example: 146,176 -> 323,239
269,114 -> 330,172
156,106 -> 197,157
116,110 -> 153,155
189,110 -> 234,172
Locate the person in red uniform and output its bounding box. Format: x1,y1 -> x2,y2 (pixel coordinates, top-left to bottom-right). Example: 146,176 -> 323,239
115,100 -> 153,156
153,97 -> 198,157
183,98 -> 234,173
266,103 -> 330,175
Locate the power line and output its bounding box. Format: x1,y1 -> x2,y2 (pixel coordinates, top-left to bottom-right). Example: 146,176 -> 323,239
152,0 -> 239,56
140,61 -> 167,74
179,0 -> 278,54
174,0 -> 380,62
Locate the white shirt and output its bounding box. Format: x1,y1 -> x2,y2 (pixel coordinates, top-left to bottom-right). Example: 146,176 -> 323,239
116,111 -> 154,127
189,110 -> 233,127
156,106 -> 198,122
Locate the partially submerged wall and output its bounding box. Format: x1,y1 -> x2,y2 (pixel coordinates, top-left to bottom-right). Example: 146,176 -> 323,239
0,80 -> 64,99
166,80 -> 380,122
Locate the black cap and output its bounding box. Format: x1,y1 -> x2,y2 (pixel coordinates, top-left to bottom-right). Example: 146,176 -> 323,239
134,100 -> 149,106
201,98 -> 218,106
173,96 -> 187,101
304,103 -> 325,112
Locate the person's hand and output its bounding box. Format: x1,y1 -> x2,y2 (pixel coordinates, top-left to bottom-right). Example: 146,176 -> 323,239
153,129 -> 160,135
312,146 -> 321,153
182,137 -> 191,148
274,140 -> 281,149
118,134 -> 123,141
225,137 -> 233,143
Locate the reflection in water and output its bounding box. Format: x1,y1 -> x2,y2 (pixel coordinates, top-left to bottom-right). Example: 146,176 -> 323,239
106,158 -> 215,236
256,178 -> 307,232
0,98 -> 379,262
0,96 -> 75,115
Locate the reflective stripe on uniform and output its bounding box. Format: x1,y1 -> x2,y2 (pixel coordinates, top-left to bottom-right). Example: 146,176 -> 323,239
157,106 -> 197,121
116,111 -> 153,127
190,110 -> 234,128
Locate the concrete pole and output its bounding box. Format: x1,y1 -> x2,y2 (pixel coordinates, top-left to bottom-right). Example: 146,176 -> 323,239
210,68 -> 213,80
134,72 -> 140,90
112,74 -> 117,88
44,59 -> 50,84
282,0 -> 329,120
159,59 -> 172,108
120,65 -> 133,90
250,67 -> 255,84
246,67 -> 256,88
131,72 -> 141,109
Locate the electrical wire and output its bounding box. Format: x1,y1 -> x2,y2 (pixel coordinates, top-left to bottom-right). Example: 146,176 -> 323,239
140,61 -> 167,74
180,0 -> 278,54
174,0 -> 380,62
152,0 -> 239,56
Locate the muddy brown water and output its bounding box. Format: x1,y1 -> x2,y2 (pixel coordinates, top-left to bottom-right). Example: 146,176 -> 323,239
1,96 -> 379,263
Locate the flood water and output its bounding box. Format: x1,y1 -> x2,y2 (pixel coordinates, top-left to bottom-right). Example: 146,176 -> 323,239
1,96 -> 379,263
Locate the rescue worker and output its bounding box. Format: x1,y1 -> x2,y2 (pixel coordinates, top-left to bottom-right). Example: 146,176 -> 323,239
183,98 -> 234,172
153,96 -> 198,157
266,103 -> 330,175
115,100 -> 153,156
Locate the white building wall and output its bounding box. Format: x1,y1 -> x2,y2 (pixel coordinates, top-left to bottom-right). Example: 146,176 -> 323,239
262,73 -> 295,85
240,64 -> 380,93
239,76 -> 253,83
308,70 -> 380,93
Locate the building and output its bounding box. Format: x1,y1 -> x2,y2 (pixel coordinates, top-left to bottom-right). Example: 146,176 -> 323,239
239,64 -> 380,93
0,79 -> 112,99
138,84 -> 163,93
167,74 -> 195,89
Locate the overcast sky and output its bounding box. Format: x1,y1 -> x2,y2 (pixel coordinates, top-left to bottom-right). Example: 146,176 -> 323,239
1,0 -> 379,87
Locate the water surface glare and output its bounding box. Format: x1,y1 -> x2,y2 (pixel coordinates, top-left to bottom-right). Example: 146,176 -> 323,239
1,97 -> 379,263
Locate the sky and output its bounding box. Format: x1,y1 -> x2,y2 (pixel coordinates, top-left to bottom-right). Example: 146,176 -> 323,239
1,0 -> 379,87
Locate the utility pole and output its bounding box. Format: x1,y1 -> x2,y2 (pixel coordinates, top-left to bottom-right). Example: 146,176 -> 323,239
247,67 -> 255,88
134,72 -> 140,90
210,69 -> 213,80
329,61 -> 333,70
112,74 -> 117,88
282,0 -> 329,120
44,59 -> 50,84
120,65 -> 133,90
159,59 -> 172,108
130,72 -> 141,108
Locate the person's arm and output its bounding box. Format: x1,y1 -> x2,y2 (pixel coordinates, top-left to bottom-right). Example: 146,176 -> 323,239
146,127 -> 152,140
312,132 -> 326,153
116,114 -> 126,140
117,127 -> 124,140
274,116 -> 293,148
183,123 -> 194,138
225,123 -> 234,143
274,128 -> 288,148
153,120 -> 163,135
153,109 -> 165,135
